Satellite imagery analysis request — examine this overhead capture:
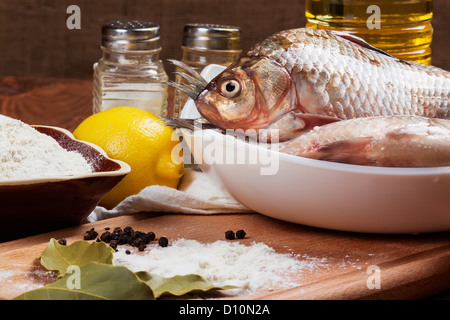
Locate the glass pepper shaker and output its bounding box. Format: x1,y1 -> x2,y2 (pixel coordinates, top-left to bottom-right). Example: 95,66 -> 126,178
172,23 -> 242,117
93,20 -> 169,116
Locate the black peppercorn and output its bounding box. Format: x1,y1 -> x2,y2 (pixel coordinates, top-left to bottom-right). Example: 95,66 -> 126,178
111,231 -> 120,241
100,231 -> 112,243
84,228 -> 98,240
82,226 -> 164,251
58,239 -> 67,246
109,240 -> 118,251
117,231 -> 129,245
123,226 -> 135,238
125,250 -> 131,255
225,230 -> 235,240
134,230 -> 145,238
236,230 -> 246,239
158,237 -> 169,247
143,232 -> 156,244
123,226 -> 133,233
132,237 -> 143,248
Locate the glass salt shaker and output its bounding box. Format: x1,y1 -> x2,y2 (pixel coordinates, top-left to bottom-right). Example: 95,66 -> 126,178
93,21 -> 169,116
172,23 -> 242,117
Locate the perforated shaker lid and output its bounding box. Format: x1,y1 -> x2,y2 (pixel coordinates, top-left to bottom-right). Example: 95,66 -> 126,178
183,23 -> 241,51
101,20 -> 161,51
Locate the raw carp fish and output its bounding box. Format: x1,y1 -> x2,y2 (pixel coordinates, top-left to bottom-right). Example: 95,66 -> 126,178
278,116 -> 450,167
167,28 -> 450,167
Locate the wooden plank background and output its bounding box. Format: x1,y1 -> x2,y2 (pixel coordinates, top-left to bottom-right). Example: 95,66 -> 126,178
0,0 -> 448,80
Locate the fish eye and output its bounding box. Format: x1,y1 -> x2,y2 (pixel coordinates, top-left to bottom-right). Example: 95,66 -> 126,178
219,79 -> 241,98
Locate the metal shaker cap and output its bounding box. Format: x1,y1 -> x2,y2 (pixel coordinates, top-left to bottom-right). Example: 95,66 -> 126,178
101,20 -> 161,51
183,23 -> 241,51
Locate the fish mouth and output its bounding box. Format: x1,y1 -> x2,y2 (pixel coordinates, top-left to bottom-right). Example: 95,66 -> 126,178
194,92 -> 226,126
164,59 -> 208,100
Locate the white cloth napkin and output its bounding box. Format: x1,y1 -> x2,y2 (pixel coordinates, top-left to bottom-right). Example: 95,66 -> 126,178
85,169 -> 253,223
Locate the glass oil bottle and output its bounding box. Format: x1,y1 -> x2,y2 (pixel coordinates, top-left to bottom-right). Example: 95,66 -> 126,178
305,0 -> 433,64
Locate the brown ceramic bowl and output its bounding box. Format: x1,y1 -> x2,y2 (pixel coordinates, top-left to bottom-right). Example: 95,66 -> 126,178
0,126 -> 131,242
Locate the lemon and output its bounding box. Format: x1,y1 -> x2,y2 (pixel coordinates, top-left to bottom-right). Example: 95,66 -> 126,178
73,106 -> 184,209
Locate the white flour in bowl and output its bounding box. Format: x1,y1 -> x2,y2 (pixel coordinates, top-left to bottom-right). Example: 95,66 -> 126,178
0,115 -> 92,181
113,238 -> 326,293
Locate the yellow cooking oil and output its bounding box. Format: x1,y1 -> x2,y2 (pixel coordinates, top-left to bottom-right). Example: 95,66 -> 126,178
305,0 -> 433,64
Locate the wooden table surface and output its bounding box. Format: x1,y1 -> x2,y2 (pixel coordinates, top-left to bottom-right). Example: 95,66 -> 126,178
1,77 -> 450,300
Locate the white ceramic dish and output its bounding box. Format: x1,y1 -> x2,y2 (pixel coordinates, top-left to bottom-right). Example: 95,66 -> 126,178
182,128 -> 450,234
180,65 -> 450,234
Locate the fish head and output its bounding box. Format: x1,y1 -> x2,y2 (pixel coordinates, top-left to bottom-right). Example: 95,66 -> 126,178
195,56 -> 295,131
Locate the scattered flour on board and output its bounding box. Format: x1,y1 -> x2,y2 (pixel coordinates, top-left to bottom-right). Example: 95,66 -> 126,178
0,115 -> 92,181
113,238 -> 327,293
0,265 -> 57,294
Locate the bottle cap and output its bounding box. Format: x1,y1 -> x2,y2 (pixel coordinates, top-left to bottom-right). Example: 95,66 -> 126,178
183,23 -> 241,51
101,20 -> 161,51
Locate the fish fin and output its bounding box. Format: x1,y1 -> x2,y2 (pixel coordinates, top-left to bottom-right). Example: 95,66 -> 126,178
311,137 -> 375,166
331,30 -> 411,65
165,59 -> 209,99
167,59 -> 208,86
331,31 -> 392,57
160,117 -> 220,131
263,112 -> 340,142
295,113 -> 342,131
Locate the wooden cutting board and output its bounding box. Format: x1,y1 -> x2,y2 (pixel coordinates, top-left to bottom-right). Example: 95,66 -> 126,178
2,212 -> 450,300
1,77 -> 450,300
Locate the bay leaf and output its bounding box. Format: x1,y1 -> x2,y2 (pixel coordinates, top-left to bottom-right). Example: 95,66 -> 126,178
136,271 -> 236,298
14,263 -> 155,300
39,238 -> 114,277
